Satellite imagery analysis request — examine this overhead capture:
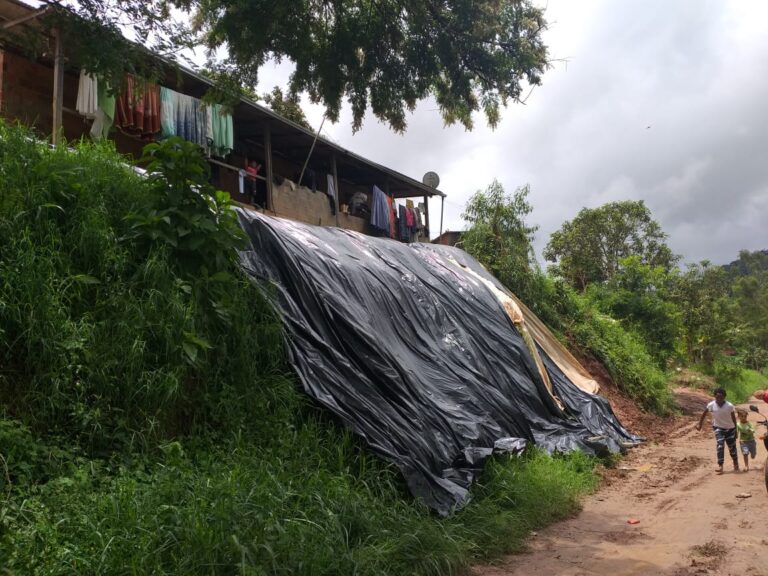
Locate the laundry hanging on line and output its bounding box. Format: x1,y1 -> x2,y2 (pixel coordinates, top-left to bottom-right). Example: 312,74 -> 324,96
75,72 -> 234,155
161,88 -> 207,148
76,71 -> 98,118
326,174 -> 337,215
205,102 -> 234,157
159,87 -> 234,155
90,80 -> 115,140
114,75 -> 161,138
370,185 -> 391,234
385,194 -> 396,238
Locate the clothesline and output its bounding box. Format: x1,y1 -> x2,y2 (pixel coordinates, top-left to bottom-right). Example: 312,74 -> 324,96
369,185 -> 425,242
76,71 -> 234,157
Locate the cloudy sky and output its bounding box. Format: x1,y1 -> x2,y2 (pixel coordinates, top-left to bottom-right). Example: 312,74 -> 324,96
255,0 -> 768,266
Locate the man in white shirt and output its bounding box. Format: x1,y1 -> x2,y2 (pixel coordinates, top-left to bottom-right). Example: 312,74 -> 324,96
697,387 -> 739,473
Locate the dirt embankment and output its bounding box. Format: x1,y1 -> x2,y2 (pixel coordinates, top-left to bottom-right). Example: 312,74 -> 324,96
473,383 -> 768,576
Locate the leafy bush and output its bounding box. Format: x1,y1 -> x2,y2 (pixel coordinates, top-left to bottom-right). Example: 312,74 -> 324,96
713,354 -> 744,385
551,283 -> 672,413
461,180 -> 541,305
0,125 -> 292,451
711,357 -> 767,404
586,257 -> 682,366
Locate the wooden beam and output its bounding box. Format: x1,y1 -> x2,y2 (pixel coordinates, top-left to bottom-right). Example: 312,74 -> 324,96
423,195 -> 430,241
51,28 -> 64,145
209,157 -> 265,181
298,115 -> 326,187
264,123 -> 274,212
1,7 -> 50,30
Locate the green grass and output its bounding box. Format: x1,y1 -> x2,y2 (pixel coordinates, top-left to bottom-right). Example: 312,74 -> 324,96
1,421 -> 597,575
719,368 -> 768,404
0,121 -> 600,574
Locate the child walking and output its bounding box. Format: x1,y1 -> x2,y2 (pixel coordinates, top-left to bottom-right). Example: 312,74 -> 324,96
736,409 -> 757,471
697,387 -> 739,473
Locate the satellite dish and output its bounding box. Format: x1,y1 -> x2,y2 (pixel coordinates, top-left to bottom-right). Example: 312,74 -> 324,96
422,171 -> 440,189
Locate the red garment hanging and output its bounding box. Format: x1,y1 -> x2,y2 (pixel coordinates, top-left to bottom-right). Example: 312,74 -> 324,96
385,195 -> 396,238
405,207 -> 415,228
115,75 -> 161,138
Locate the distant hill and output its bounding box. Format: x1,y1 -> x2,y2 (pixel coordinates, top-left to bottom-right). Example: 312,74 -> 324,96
722,249 -> 768,277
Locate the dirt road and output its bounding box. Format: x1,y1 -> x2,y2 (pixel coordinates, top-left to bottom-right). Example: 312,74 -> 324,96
473,389 -> 768,576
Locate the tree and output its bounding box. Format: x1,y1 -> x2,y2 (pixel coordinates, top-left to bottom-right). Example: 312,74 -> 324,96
586,256 -> 682,365
262,87 -> 313,131
46,0 -> 549,132
461,180 -> 540,302
724,249 -> 768,278
668,261 -> 730,366
667,251 -> 768,371
728,250 -> 768,369
544,200 -> 678,290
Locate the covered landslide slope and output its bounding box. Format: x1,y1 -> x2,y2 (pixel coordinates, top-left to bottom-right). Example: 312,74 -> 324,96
236,210 -> 639,515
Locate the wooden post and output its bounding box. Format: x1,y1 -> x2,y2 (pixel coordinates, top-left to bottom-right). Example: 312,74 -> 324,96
0,51 -> 5,112
298,115 -> 326,187
51,29 -> 64,145
331,154 -> 340,227
264,123 -> 274,212
423,195 -> 430,241
439,196 -> 445,238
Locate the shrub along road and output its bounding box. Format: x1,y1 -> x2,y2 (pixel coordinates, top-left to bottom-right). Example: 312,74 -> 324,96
473,388 -> 768,576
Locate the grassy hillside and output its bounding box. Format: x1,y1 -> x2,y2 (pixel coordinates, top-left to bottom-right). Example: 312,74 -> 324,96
0,122 -> 598,575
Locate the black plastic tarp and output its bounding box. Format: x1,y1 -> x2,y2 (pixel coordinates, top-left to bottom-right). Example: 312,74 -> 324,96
236,210 -> 639,515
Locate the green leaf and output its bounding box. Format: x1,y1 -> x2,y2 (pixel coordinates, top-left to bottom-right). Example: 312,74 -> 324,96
210,271 -> 233,283
71,274 -> 101,285
39,203 -> 65,213
181,341 -> 198,363
183,331 -> 212,350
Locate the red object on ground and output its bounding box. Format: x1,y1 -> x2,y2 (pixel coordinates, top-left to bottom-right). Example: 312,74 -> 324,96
627,519 -> 640,525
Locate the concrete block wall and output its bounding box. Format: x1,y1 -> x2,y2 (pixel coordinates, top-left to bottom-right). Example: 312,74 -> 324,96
272,180 -> 336,228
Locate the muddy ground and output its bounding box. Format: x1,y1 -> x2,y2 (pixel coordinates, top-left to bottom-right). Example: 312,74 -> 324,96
473,385 -> 768,576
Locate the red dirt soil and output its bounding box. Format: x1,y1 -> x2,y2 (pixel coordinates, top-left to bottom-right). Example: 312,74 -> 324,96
473,364 -> 768,576
577,354 -> 689,442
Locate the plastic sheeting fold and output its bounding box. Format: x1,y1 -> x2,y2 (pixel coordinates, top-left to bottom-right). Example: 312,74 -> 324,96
236,210 -> 640,515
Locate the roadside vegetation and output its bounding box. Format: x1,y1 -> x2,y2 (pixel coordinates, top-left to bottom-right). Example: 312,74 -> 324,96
463,182 -> 768,412
0,122 -> 596,575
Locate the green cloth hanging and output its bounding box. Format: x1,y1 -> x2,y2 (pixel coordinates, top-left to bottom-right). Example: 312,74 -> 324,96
210,103 -> 233,156
90,80 -> 115,139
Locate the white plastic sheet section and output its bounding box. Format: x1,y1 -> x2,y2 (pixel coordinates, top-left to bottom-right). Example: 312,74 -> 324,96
236,210 -> 640,515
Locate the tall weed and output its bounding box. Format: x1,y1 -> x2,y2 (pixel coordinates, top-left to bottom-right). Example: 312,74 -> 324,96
1,428 -> 596,575
552,282 -> 672,413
